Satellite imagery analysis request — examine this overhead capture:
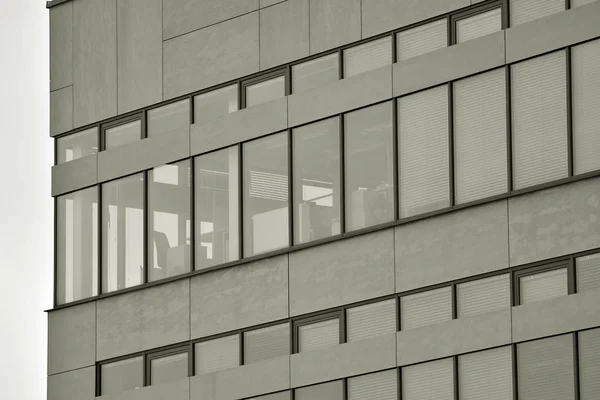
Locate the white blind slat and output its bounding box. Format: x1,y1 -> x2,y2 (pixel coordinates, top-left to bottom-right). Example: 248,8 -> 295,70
520,268 -> 568,304
402,358 -> 454,400
292,53 -> 339,94
348,370 -> 398,400
194,335 -> 239,375
572,0 -> 598,6
572,39 -> 600,175
510,0 -> 565,26
298,318 -> 339,352
295,380 -> 344,400
347,299 -> 396,342
576,252 -> 600,293
454,68 -> 508,204
244,323 -> 290,364
579,328 -> 600,399
459,346 -> 513,400
396,19 -> 447,61
100,356 -> 144,396
512,51 -> 568,190
518,334 -> 575,400
398,85 -> 450,218
344,37 -> 392,78
457,274 -> 511,318
401,287 -> 452,330
456,8 -> 502,43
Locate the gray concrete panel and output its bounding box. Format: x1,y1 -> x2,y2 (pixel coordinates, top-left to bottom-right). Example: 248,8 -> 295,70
393,31 -> 505,97
396,309 -> 512,366
190,97 -> 287,156
309,0 -> 361,54
288,65 -> 392,127
163,12 -> 259,99
509,178 -> 600,266
506,2 -> 600,63
50,2 -> 72,91
395,201 -> 509,292
163,0 -> 258,40
99,378 -> 190,400
289,229 -> 395,316
512,290 -> 600,343
52,155 -> 98,197
191,356 -> 289,400
191,255 -> 289,338
96,280 -> 190,360
361,0 -> 469,38
73,0 -> 117,128
291,333 -> 396,388
260,0 -> 309,70
48,302 -> 96,375
97,130 -> 189,183
50,86 -> 73,136
261,0 -> 287,7
48,366 -> 95,400
117,0 -> 163,114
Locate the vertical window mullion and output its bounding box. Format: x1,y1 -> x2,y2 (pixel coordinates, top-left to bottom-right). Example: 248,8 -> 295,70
238,143 -> 244,260
566,46 -> 574,178
573,332 -> 581,400
392,98 -> 400,221
339,115 -> 346,234
288,130 -> 294,246
448,83 -> 456,207
143,170 -> 149,284
506,67 -> 514,192
190,157 -> 196,273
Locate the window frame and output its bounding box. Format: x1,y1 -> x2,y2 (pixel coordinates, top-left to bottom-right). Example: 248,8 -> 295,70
100,112 -> 145,152
145,345 -> 192,386
512,260 -> 575,306
449,0 -> 508,45
240,68 -> 290,109
292,310 -> 343,354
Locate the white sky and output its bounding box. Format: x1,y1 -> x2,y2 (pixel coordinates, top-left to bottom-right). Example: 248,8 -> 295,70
0,0 -> 52,398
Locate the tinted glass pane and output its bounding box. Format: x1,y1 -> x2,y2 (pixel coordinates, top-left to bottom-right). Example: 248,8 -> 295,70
56,187 -> 98,304
102,173 -> 144,293
520,268 -> 568,304
101,356 -> 144,396
295,381 -> 343,400
243,133 -> 289,257
510,0 -> 564,26
246,76 -> 286,108
147,99 -> 190,138
397,19 -> 447,62
456,8 -> 502,43
298,318 -> 339,352
344,36 -> 392,78
105,120 -> 141,150
150,352 -> 188,386
195,335 -> 239,375
292,53 -> 339,94
195,147 -> 240,270
345,102 -> 394,231
148,161 -> 191,281
194,85 -> 238,125
576,252 -> 600,293
56,127 -> 98,164
401,287 -> 452,330
293,118 -> 341,244
244,323 -> 290,364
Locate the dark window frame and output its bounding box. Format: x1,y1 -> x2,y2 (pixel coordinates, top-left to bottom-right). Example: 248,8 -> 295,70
292,310 -> 343,354
145,345 -> 191,386
240,68 -> 289,109
512,260 -> 574,306
449,0 -> 508,45
100,111 -> 145,152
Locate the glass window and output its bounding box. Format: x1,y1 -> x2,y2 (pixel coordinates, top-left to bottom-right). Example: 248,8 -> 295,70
147,99 -> 190,138
148,161 -> 191,282
295,381 -> 344,400
511,51 -> 568,190
517,334 -> 575,400
579,328 -> 600,399
243,132 -> 289,257
56,127 -> 98,164
510,0 -> 565,26
56,187 -> 98,305
576,252 -> 600,293
245,75 -> 286,108
102,173 -> 145,293
195,147 -> 240,270
398,85 -> 450,218
104,119 -> 142,150
293,118 -> 341,244
346,299 -> 396,342
100,356 -> 144,396
194,85 -> 238,125
344,36 -> 392,78
344,102 -> 394,231
571,39 -> 600,175
249,392 -> 291,400
456,8 -> 502,44
457,274 -> 510,318
244,323 -> 290,364
194,335 -> 240,375
396,19 -> 447,62
519,268 -> 568,305
150,351 -> 189,386
297,317 -> 339,353
454,69 -> 508,204
348,370 -> 397,400
458,347 -> 513,400
400,287 -> 453,331
292,53 -> 339,94
402,358 -> 454,400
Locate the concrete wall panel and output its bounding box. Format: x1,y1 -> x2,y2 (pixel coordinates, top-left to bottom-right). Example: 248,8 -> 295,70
50,86 -> 73,136
99,378 -> 189,400
261,0 -> 287,7
309,0 -> 361,54
50,2 -> 72,91
48,366 -> 95,400
52,155 -> 98,197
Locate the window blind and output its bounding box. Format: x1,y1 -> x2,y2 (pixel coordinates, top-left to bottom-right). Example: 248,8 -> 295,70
520,268 -> 568,304
398,85 -> 450,218
150,352 -> 188,386
402,358 -> 455,400
344,37 -> 392,78
457,274 -> 511,318
517,334 -> 575,400
576,253 -> 600,293
194,335 -> 239,375
298,318 -> 339,352
456,8 -> 502,43
292,53 -> 339,94
100,356 -> 144,396
458,346 -> 513,400
510,0 -> 565,26
511,51 -> 568,190
396,19 -> 447,62
244,323 -> 290,364
401,287 -> 452,330
347,299 -> 396,341
579,328 -> 600,400
295,380 -> 344,400
348,370 -> 398,400
572,39 -> 600,175
454,68 -> 508,204
572,0 -> 598,6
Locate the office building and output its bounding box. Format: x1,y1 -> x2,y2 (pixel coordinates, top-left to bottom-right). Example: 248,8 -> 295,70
47,0 -> 600,399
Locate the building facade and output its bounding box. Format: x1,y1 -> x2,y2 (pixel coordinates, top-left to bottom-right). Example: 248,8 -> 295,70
47,0 -> 600,399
